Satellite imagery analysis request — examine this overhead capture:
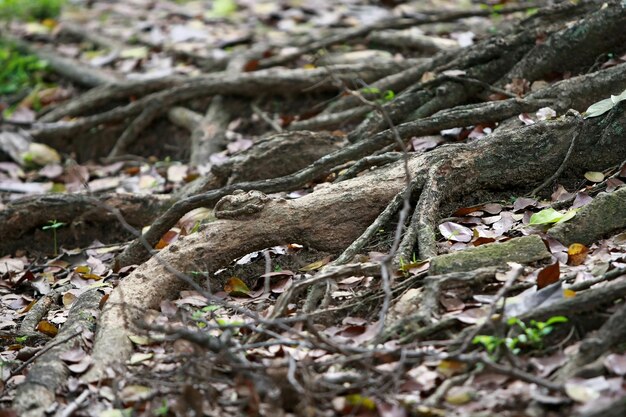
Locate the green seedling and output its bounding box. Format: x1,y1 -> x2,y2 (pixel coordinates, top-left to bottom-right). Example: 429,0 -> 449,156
473,316 -> 568,355
154,399 -> 169,416
42,219 -> 65,256
398,253 -> 419,271
0,0 -> 66,21
0,42 -> 48,96
360,87 -> 395,103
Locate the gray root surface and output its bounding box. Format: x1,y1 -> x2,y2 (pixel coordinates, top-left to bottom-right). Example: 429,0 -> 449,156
0,193 -> 172,255
86,109 -> 626,380
13,289 -> 102,417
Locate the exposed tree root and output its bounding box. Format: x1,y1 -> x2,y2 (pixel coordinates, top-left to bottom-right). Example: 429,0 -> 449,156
86,107 -> 626,380
0,193 -> 171,255
12,289 -> 102,417
6,1 -> 626,414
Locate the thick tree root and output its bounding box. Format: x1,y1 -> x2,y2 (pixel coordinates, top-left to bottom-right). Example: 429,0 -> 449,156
13,289 -> 102,417
0,193 -> 171,256
85,169 -> 401,381
85,107 -> 626,380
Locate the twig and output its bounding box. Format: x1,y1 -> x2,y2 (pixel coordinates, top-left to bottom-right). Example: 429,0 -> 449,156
251,103 -> 283,133
56,389 -> 90,417
341,79 -> 414,336
531,110 -> 584,196
472,353 -> 564,392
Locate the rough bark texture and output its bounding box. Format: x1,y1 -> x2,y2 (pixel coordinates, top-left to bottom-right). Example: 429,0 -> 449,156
86,108 -> 626,380
0,193 -> 172,256
13,289 -> 102,417
6,1 -> 626,414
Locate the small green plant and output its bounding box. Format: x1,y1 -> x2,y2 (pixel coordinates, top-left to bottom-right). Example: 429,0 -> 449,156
206,0 -> 237,18
398,253 -> 419,271
15,335 -> 28,343
191,305 -> 220,328
0,0 -> 66,21
0,0 -> 66,20
154,399 -> 169,416
0,42 -> 48,95
42,219 -> 65,256
189,220 -> 201,234
473,316 -> 568,355
360,86 -> 395,103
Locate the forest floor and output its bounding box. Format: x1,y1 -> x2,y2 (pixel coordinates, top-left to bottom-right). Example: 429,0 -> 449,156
1,0 -> 626,416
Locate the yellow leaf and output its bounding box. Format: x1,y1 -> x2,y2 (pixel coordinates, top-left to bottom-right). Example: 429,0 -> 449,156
22,143 -> 61,166
75,265 -> 90,274
224,277 -> 251,296
299,256 -> 332,272
120,47 -> 149,59
445,387 -> 474,405
155,229 -> 180,250
19,299 -> 36,314
567,243 -> 589,266
81,273 -> 103,280
437,359 -> 467,377
345,394 -> 376,410
563,289 -> 576,298
41,18 -> 58,29
36,320 -> 58,337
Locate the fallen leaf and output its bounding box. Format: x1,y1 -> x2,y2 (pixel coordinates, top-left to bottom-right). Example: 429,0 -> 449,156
567,243 -> 589,266
36,320 -> 58,337
565,377 -> 607,402
529,208 -> 576,225
299,256 -> 332,272
537,262 -> 560,289
584,171 -> 605,182
60,347 -> 87,363
513,197 -> 537,212
604,353 -> 626,375
437,359 -> 467,377
155,229 -> 180,250
445,386 -> 474,405
120,384 -> 154,404
22,143 -> 61,167
224,277 -> 251,297
67,356 -> 92,373
438,222 -> 472,242
128,335 -> 153,345
129,353 -> 153,365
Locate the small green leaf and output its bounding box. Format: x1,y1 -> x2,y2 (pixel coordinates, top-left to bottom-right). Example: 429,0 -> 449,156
529,208 -> 577,225
361,86 -> 380,95
206,0 -> 237,18
383,90 -> 395,101
42,220 -> 65,230
529,208 -> 562,225
559,209 -> 578,223
545,316 -> 568,325
120,46 -> 148,59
